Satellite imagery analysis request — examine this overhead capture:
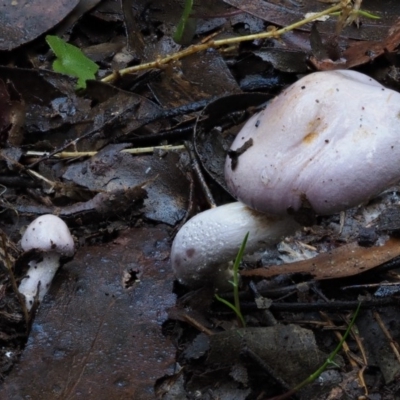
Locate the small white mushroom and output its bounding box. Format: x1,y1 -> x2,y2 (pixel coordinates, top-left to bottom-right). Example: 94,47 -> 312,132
225,70 -> 400,216
19,214 -> 75,310
171,202 -> 299,288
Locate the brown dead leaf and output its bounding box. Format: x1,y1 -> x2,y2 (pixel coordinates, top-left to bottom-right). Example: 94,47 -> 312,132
0,66 -> 91,137
207,325 -> 336,387
226,0 -> 400,72
0,80 -> 25,147
241,238 -> 400,280
224,0 -> 399,41
0,0 -> 80,51
62,145 -> 190,225
0,227 -> 176,399
120,0 -> 240,109
311,18 -> 400,70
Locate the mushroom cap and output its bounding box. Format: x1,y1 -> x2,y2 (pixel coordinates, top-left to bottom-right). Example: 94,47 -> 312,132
225,70 -> 400,216
21,214 -> 75,256
171,202 -> 299,287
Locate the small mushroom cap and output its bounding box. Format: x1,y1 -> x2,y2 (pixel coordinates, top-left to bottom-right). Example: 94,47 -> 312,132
225,70 -> 400,216
21,214 -> 75,256
171,202 -> 299,288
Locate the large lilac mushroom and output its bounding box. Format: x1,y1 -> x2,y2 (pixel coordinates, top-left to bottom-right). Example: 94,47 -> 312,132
172,70 -> 400,288
19,214 -> 75,310
225,70 -> 400,216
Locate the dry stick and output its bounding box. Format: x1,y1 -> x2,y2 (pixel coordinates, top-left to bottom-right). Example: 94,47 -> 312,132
184,140 -> 217,208
343,313 -> 368,366
319,311 -> 358,368
357,366 -> 368,397
286,319 -> 332,328
182,314 -> 214,336
26,145 -> 186,159
171,169 -> 196,236
373,310 -> 400,363
243,347 -> 292,395
101,4 -> 343,83
266,297 -> 396,312
0,151 -> 53,191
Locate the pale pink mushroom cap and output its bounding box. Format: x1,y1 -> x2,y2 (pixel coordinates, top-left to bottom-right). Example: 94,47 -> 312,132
21,214 -> 74,256
225,70 -> 400,216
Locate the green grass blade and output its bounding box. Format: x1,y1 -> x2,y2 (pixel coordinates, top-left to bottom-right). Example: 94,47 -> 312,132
215,232 -> 249,327
173,0 -> 194,44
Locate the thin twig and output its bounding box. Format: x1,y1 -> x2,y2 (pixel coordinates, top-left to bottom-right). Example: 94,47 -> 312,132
373,310 -> 400,363
26,145 -> 186,160
101,4 -> 342,83
320,311 -> 358,368
182,314 -> 214,336
343,313 -> 368,366
184,140 -> 216,208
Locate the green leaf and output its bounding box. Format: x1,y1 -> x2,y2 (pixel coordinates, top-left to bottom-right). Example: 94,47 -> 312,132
46,35 -> 99,89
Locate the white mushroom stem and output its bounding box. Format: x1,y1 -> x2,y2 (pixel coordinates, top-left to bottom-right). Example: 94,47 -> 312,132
171,202 -> 300,288
18,252 -> 61,310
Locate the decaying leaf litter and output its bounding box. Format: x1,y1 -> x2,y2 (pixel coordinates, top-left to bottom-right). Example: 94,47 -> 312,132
1,0 -> 400,398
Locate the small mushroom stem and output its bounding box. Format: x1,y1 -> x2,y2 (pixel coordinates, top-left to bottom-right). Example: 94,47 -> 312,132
171,202 -> 300,288
18,252 -> 60,310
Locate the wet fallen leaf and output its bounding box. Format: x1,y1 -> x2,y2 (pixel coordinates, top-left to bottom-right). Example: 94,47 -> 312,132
83,80 -> 169,146
207,325 -> 336,387
242,238 -> 400,280
0,227 -> 176,399
14,184 -> 148,225
310,18 -> 400,70
150,50 -> 241,109
0,80 -> 25,146
376,205 -> 400,232
62,145 -> 190,225
121,0 -> 240,109
0,0 -> 80,51
54,0 -> 103,37
357,308 -> 400,384
0,66 -> 91,136
225,0 -> 400,72
224,0 -> 399,41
